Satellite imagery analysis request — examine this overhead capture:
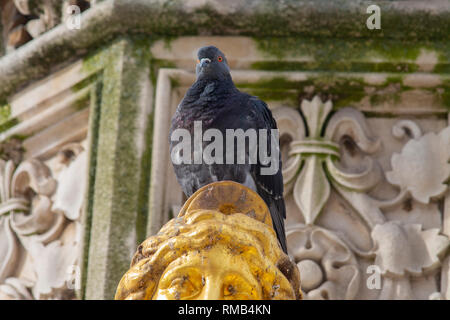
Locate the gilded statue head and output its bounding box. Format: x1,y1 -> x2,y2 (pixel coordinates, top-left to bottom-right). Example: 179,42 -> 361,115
115,181 -> 302,300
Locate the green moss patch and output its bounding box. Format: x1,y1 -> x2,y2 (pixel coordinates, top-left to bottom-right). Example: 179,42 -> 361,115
252,38 -> 449,73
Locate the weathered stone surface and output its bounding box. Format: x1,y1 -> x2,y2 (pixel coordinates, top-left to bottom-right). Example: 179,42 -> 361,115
84,39 -> 153,300
147,62 -> 449,299
0,0 -> 449,99
0,143 -> 87,300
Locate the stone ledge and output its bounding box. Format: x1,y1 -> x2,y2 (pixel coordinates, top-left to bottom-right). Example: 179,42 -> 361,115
0,0 -> 449,99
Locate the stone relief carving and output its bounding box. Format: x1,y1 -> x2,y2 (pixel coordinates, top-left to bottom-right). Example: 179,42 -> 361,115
147,67 -> 450,299
386,125 -> 450,204
274,96 -> 450,300
286,224 -> 360,300
0,143 -> 87,299
0,0 -> 91,52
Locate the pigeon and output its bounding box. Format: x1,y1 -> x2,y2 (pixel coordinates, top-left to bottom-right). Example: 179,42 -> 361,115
169,46 -> 287,253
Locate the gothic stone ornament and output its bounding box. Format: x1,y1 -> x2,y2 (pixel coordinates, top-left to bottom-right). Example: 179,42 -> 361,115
0,143 -> 87,299
278,96 -> 382,226
274,96 -> 450,300
0,0 -> 91,51
286,224 -> 360,300
115,181 -> 302,300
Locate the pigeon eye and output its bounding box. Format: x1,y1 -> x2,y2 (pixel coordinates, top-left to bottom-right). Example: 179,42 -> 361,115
218,56 -> 223,62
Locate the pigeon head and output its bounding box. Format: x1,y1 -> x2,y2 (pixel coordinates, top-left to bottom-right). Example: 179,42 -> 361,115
196,46 -> 231,81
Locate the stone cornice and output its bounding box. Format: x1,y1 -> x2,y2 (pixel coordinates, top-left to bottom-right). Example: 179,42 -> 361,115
0,0 -> 449,99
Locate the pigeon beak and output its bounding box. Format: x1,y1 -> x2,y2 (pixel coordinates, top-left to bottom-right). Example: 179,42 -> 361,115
199,58 -> 211,69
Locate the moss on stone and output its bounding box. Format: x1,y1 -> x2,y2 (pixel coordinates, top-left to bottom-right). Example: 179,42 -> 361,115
0,12 -> 4,56
78,78 -> 103,300
72,90 -> 93,113
72,74 -> 101,92
237,75 -> 370,108
135,109 -> 153,246
0,118 -> 18,133
1,0 -> 449,101
252,37 -> 449,73
235,71 -> 443,110
0,103 -> 11,125
434,64 -> 450,74
89,39 -> 143,299
251,60 -> 420,73
438,80 -> 450,109
79,36 -> 179,271
79,37 -> 165,300
150,58 -> 177,86
115,0 -> 450,40
255,38 -> 417,60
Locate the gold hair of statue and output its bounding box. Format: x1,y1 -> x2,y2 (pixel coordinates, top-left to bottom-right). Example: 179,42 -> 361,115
115,181 -> 302,300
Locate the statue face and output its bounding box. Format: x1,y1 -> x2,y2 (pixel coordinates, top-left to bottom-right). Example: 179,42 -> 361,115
116,182 -> 302,300
152,244 -> 262,300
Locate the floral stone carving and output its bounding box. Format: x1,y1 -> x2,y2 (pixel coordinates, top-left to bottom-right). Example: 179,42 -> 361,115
115,181 -> 302,300
0,143 -> 87,299
286,224 -> 360,299
274,96 -> 450,300
386,126 -> 450,204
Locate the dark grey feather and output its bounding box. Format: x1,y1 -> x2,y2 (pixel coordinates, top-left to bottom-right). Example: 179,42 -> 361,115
169,46 -> 287,253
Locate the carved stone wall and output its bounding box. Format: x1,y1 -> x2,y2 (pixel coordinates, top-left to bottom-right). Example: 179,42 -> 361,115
0,0 -> 448,300
0,37 -> 155,299
0,59 -> 92,299
0,143 -> 87,299
145,42 -> 450,299
277,97 -> 450,299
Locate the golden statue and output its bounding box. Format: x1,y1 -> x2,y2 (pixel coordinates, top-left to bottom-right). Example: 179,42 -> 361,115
115,181 -> 302,300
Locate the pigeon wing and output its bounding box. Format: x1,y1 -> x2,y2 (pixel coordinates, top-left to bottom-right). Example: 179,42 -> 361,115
246,97 -> 287,252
